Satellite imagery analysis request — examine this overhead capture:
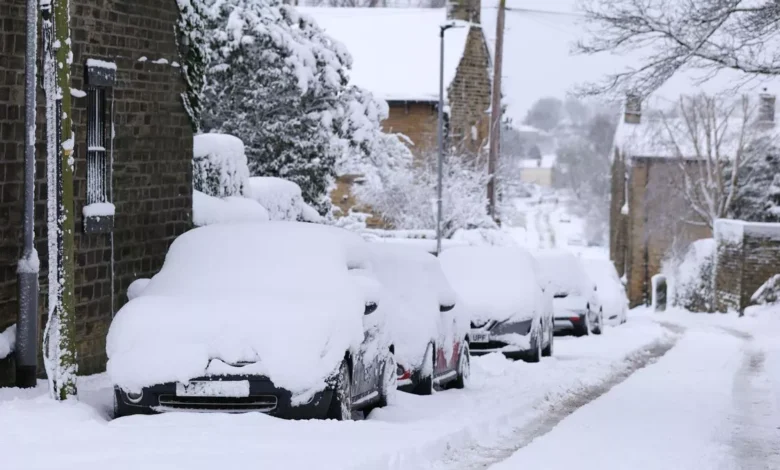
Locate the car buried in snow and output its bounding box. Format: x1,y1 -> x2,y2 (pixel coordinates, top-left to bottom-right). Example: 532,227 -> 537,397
367,244 -> 470,394
535,250 -> 603,336
107,222 -> 395,420
583,259 -> 628,326
439,246 -> 554,362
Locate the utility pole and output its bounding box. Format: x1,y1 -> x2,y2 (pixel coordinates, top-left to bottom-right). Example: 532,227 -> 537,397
42,0 -> 78,400
487,0 -> 505,223
16,0 -> 40,388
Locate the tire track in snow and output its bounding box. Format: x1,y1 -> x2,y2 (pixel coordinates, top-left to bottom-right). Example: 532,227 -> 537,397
424,324 -> 683,470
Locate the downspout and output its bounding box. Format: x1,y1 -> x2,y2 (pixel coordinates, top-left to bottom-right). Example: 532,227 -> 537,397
16,0 -> 40,388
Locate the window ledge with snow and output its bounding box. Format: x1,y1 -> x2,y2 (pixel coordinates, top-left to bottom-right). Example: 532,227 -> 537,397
83,202 -> 115,234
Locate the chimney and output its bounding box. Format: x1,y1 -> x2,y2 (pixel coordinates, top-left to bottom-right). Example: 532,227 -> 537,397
624,93 -> 641,124
758,89 -> 776,127
447,0 -> 480,23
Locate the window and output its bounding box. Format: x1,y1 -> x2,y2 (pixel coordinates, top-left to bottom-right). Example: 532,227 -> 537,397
83,59 -> 116,234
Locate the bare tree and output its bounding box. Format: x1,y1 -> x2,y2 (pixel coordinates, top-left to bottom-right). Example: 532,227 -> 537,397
578,0 -> 780,96
659,94 -> 768,228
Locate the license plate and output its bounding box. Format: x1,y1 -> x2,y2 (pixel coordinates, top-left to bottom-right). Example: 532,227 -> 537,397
470,331 -> 489,343
176,380 -> 250,397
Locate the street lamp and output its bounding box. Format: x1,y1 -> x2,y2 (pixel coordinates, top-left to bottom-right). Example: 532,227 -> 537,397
436,22 -> 463,256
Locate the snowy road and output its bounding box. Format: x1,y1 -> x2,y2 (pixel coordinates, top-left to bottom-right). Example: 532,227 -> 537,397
2,309 -> 778,470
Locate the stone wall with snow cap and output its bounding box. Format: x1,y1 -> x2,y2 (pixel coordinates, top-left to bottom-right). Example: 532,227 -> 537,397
714,219 -> 780,314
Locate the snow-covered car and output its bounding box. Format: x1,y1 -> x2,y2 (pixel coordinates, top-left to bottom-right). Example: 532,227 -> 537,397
584,259 -> 628,326
439,246 -> 554,362
368,244 -> 470,394
108,222 -> 395,420
535,250 -> 603,336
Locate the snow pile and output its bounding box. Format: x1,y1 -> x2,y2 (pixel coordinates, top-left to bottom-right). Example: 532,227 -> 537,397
247,177 -> 322,222
82,202 -> 115,218
450,228 -> 519,247
193,133 -> 250,198
752,274 -> 780,305
126,278 -> 150,302
298,8 -> 470,102
107,222 -> 378,402
534,250 -> 592,297
439,246 -> 545,325
664,238 -> 715,312
368,244 -> 465,370
192,190 -> 269,227
0,324 -> 15,360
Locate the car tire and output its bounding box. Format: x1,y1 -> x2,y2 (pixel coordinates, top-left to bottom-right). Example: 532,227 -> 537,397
527,328 -> 543,363
593,309 -> 604,335
575,311 -> 591,337
411,343 -> 435,395
542,324 -> 554,357
376,353 -> 397,408
326,360 -> 352,421
451,341 -> 471,390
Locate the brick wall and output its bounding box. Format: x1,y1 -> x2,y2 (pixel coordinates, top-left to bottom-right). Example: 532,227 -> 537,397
714,220 -> 780,314
382,102 -> 437,157
447,26 -> 491,156
0,0 -> 192,381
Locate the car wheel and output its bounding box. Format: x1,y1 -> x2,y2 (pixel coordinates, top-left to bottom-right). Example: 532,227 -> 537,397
593,309 -> 604,335
527,328 -> 543,363
326,360 -> 352,421
411,343 -> 435,395
376,353 -> 397,408
575,311 -> 591,337
451,341 -> 471,389
542,323 -> 554,357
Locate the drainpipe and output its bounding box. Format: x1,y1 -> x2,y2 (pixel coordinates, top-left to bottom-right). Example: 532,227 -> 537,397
16,0 -> 40,388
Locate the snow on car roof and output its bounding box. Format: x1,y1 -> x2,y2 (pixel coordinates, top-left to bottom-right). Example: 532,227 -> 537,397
439,246 -> 541,324
534,250 -> 591,296
298,8 -> 470,102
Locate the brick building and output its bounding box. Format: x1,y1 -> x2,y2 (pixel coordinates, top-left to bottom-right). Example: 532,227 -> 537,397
301,2 -> 492,222
609,95 -> 777,307
0,0 -> 192,384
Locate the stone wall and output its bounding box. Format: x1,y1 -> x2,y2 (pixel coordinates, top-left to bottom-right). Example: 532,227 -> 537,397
447,26 -> 491,156
0,0 -> 192,381
382,102 -> 437,158
714,219 -> 780,314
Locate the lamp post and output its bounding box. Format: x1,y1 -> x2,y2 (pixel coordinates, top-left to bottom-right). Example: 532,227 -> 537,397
436,22 -> 462,256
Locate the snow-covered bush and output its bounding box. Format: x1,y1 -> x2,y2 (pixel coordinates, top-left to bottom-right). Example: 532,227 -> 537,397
353,145 -> 496,236
247,177 -> 322,222
0,324 -> 16,360
176,0 -> 210,131
193,190 -> 269,226
663,239 -> 716,312
200,0 -> 388,214
752,274 -> 780,306
193,133 -> 250,198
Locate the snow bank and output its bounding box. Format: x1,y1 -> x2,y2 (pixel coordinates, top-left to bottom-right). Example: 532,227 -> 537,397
0,324 -> 15,360
193,133 -> 250,198
247,177 -> 322,222
450,228 -> 518,247
192,190 -> 269,226
368,244 -> 465,370
107,222 -> 375,401
439,246 -> 544,325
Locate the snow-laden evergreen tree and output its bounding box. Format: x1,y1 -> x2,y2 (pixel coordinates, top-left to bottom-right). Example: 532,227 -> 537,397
200,0 -> 385,214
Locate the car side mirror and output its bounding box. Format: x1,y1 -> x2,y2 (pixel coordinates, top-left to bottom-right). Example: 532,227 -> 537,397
364,302 -> 378,315
593,285 -> 598,292
440,304 -> 455,313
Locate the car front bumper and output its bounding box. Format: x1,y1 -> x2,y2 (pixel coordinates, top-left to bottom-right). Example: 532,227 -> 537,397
469,319 -> 533,357
115,374 -> 333,419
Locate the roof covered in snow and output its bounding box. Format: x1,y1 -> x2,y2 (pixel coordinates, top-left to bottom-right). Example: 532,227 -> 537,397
299,8 -> 471,102
519,154 -> 556,169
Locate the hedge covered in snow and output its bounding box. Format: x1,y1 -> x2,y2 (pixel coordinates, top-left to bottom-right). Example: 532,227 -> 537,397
193,133 -> 250,198
0,324 -> 16,360
247,177 -> 322,223
663,238 -> 716,312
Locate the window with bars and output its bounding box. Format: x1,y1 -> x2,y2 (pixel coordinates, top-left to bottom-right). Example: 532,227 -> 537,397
83,59 -> 116,234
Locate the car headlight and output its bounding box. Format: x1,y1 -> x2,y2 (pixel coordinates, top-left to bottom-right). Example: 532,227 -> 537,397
126,390 -> 144,403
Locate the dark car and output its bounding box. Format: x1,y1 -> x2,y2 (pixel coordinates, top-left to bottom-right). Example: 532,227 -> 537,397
367,243 -> 471,395
439,246 -> 554,362
109,222 -> 396,420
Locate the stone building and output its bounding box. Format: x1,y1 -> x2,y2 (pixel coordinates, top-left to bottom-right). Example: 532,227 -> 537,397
301,2 -> 492,222
609,94 -> 777,307
0,0 -> 193,384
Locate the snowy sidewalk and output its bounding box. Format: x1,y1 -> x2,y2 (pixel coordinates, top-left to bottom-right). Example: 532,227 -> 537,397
490,310 -> 780,470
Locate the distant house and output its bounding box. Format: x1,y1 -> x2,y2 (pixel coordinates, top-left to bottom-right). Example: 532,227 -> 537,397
518,154 -> 557,187
0,2 -> 192,383
302,1 -> 492,222
608,94 -> 777,307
